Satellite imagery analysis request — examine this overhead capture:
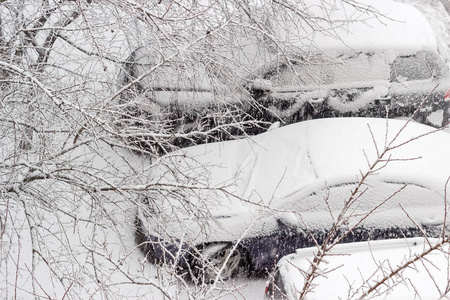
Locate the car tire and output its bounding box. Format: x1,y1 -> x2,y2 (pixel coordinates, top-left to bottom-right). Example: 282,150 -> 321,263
196,244 -> 250,283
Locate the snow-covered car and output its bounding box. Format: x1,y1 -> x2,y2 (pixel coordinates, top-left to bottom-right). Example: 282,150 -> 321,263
251,0 -> 450,127
136,117 -> 450,280
264,237 -> 450,299
119,0 -> 450,154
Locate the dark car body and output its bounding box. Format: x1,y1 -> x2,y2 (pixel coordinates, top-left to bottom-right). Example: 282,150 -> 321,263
136,219 -> 441,276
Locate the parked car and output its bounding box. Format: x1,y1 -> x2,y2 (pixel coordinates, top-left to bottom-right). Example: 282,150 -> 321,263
135,117 -> 450,281
251,0 -> 450,126
264,237 -> 449,299
119,0 -> 450,154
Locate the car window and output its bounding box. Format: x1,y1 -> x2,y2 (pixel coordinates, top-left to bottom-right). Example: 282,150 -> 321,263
332,52 -> 391,84
262,55 -> 334,86
262,52 -> 391,86
262,49 -> 448,88
390,50 -> 448,82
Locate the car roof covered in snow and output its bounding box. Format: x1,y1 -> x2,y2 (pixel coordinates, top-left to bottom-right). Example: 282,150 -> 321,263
145,118 -> 450,242
272,0 -> 439,55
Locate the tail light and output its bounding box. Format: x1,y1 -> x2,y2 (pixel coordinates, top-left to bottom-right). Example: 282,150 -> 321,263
264,281 -> 270,295
444,89 -> 450,101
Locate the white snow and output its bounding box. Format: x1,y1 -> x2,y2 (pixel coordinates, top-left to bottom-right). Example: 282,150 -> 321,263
274,0 -> 439,55
428,109 -> 445,126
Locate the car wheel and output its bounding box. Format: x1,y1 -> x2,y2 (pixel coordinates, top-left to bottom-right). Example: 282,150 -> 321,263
199,244 -> 249,282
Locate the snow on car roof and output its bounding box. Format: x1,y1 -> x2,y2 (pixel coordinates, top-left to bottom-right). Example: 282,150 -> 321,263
149,118 -> 450,242
274,0 -> 438,55
278,237 -> 448,299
